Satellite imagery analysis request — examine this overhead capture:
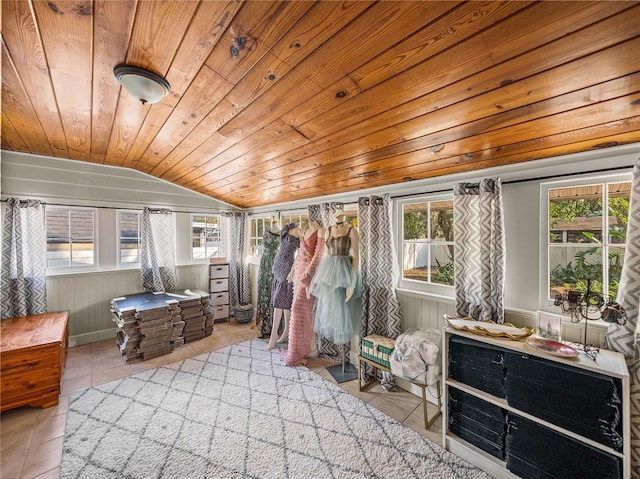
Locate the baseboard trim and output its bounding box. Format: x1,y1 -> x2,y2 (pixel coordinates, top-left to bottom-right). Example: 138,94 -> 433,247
69,328 -> 116,347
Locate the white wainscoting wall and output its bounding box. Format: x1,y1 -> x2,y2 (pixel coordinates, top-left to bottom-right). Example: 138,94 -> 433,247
49,264 -> 209,346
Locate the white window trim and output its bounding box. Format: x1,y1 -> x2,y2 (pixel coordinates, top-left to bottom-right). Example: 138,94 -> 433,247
538,170 -> 633,312
395,193 -> 455,296
116,209 -> 141,269
46,206 -> 98,275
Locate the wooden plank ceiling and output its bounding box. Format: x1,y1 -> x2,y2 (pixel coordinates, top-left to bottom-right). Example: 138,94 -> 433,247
2,1 -> 640,209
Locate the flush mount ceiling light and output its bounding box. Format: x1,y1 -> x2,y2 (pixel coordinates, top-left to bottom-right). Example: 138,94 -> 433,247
113,64 -> 170,105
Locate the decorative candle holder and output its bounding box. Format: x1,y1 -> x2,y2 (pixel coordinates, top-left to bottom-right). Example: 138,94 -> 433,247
554,279 -> 627,360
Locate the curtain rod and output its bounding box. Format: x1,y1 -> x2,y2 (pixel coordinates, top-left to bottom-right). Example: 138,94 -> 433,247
257,164 -> 633,213
0,199 -> 225,215
390,164 -> 633,200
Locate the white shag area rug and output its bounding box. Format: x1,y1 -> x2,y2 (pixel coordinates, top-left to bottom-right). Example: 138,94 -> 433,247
61,339 -> 490,479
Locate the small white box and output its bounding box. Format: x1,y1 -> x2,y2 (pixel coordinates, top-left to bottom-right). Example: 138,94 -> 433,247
210,292 -> 229,306
209,264 -> 229,279
210,278 -> 229,293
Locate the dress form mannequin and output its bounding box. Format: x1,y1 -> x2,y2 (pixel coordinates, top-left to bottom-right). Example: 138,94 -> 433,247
310,213 -> 362,345
268,224 -> 300,350
280,219 -> 326,366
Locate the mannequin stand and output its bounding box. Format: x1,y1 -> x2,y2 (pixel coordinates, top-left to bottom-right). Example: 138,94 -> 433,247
326,343 -> 358,383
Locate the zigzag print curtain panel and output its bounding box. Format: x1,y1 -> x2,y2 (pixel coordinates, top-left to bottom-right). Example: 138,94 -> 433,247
220,212 -> 251,308
308,202 -> 344,362
358,194 -> 403,387
1,198 -> 47,318
605,159 -> 640,478
140,208 -> 178,292
453,178 -> 506,323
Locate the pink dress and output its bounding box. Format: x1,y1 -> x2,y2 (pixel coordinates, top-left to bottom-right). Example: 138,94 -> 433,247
280,229 -> 325,366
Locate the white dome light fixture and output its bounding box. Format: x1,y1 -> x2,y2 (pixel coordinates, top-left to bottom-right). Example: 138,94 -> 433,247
113,64 -> 170,105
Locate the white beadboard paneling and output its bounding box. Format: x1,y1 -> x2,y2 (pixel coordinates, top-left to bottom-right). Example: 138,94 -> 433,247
1,151 -> 232,211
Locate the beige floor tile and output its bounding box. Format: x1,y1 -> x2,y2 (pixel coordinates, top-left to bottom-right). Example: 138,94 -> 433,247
1,426 -> 33,456
91,364 -> 134,387
90,344 -> 121,362
403,411 -> 444,446
33,466 -> 60,479
368,394 -> 416,424
36,395 -> 70,424
0,448 -> 28,479
20,436 -> 63,479
0,407 -> 39,437
60,373 -> 92,396
61,363 -> 92,381
91,354 -> 127,372
30,413 -> 67,446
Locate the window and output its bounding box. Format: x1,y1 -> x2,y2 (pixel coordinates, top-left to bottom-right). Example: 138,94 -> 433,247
250,215 -> 272,256
117,210 -> 141,266
46,207 -> 96,270
400,198 -> 454,287
192,215 -> 220,259
545,176 -> 631,301
281,212 -> 309,230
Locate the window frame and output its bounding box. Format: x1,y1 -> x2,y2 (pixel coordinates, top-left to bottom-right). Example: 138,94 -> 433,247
116,209 -> 142,269
191,213 -> 221,260
45,205 -> 98,274
539,171 -> 632,310
396,193 -> 455,296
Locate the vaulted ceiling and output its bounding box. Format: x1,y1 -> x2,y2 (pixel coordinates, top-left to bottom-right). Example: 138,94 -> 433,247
2,1 -> 639,209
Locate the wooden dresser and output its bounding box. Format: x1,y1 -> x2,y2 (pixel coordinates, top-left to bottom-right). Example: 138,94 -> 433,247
1,311 -> 69,412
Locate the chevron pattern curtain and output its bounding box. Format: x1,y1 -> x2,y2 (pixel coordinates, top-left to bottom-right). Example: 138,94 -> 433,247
358,194 -> 403,388
1,198 -> 47,319
140,208 -> 178,292
220,212 -> 251,308
308,202 -> 344,362
604,160 -> 640,477
453,178 -> 505,323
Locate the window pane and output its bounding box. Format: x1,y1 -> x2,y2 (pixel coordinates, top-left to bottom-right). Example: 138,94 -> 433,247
430,201 -> 454,241
120,243 -> 139,263
47,242 -> 70,268
608,246 -> 625,300
46,209 -> 69,238
71,210 -> 94,241
205,222 -> 219,258
403,203 -> 428,240
608,182 -> 630,245
549,186 -> 603,244
430,244 -> 454,286
403,243 -> 428,282
72,241 -> 94,267
549,245 -> 603,298
119,212 -> 140,264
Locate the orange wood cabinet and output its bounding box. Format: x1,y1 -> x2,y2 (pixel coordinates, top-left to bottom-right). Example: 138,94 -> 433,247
1,311 -> 69,412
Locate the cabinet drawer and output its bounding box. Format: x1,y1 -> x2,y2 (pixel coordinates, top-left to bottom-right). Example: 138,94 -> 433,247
210,292 -> 229,306
210,278 -> 229,293
213,305 -> 229,319
209,264 -> 229,279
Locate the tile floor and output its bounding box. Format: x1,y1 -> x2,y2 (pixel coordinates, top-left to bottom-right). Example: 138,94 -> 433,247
0,321 -> 443,478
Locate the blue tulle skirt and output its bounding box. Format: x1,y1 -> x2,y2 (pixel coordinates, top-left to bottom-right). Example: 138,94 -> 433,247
310,255 -> 362,344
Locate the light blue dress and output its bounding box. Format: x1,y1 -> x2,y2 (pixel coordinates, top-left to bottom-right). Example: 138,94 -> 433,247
310,227 -> 362,344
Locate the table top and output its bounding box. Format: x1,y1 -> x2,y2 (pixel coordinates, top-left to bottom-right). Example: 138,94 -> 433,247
1,311 -> 69,352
